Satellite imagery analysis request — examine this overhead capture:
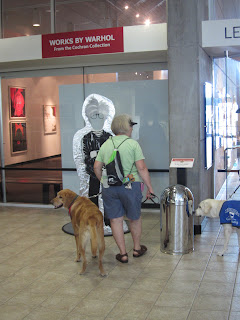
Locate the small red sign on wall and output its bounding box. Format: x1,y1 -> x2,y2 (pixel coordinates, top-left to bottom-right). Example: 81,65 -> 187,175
42,27 -> 124,58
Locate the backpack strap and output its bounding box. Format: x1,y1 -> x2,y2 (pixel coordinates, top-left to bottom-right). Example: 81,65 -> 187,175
111,136 -> 129,149
111,137 -> 135,179
128,162 -> 135,175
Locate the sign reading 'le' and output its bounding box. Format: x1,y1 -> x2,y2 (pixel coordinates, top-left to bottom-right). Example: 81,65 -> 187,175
42,27 -> 124,58
225,26 -> 240,39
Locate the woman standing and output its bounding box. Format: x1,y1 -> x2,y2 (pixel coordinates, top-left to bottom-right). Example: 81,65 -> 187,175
94,114 -> 154,263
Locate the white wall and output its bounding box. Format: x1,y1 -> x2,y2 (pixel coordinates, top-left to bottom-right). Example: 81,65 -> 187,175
0,35 -> 42,62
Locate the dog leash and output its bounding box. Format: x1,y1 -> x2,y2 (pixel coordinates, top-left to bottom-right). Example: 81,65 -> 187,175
88,192 -> 102,199
142,193 -> 160,205
68,193 -> 101,218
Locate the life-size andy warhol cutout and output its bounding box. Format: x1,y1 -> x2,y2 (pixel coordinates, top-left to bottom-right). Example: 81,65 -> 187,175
73,93 -> 128,235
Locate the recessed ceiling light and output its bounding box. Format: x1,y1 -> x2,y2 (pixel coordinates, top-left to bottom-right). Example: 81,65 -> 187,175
136,13 -> 140,18
124,5 -> 129,10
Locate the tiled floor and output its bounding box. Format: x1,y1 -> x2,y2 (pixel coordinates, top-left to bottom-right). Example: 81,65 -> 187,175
0,205 -> 239,320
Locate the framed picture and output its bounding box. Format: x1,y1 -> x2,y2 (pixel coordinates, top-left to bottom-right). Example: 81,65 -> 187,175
43,105 -> 57,134
9,87 -> 26,119
10,122 -> 27,154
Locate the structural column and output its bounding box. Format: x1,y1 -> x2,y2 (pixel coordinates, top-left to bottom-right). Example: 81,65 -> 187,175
167,0 -> 213,230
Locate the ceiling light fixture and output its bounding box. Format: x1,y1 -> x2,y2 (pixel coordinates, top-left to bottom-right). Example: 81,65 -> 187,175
33,8 -> 41,27
136,13 -> 140,18
124,5 -> 129,10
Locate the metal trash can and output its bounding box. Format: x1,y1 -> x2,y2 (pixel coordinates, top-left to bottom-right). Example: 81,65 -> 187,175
160,184 -> 194,254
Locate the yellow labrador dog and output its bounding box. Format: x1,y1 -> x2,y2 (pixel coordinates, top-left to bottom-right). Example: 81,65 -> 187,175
51,189 -> 106,276
195,199 -> 240,256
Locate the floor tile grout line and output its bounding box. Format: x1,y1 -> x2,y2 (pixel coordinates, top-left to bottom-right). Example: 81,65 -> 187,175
142,249 -> 183,319
60,232 -> 157,320
0,214 -> 70,265
0,245 -> 85,315
0,236 -> 74,288
105,227 -> 165,319
100,219 -> 181,319
20,268 -> 95,320
227,252 -> 240,319
186,222 -> 223,319
0,235 -> 69,271
1,207 -> 238,320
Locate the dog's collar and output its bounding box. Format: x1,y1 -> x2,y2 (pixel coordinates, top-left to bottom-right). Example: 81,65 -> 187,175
68,195 -> 79,218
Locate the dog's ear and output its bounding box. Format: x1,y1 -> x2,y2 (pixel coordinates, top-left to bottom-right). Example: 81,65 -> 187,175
201,200 -> 211,214
57,190 -> 63,198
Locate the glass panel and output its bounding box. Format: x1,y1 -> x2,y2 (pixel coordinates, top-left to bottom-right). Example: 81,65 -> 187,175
59,64 -> 169,199
2,0 -> 167,38
1,63 -> 168,204
209,0 -> 240,20
214,57 -> 240,200
56,0 -> 167,33
59,83 -> 85,193
84,80 -> 169,171
142,172 -> 169,204
225,57 -> 240,200
2,71 -> 83,204
2,0 -> 51,38
214,58 -> 227,199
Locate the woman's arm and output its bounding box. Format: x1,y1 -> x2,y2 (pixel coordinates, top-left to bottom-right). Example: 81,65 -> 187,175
94,160 -> 104,181
135,159 -> 154,198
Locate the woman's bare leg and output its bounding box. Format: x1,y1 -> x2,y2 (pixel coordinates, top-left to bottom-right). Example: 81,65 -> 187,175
129,217 -> 142,251
110,216 -> 128,261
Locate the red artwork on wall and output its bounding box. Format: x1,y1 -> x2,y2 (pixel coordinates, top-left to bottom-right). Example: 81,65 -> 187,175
10,122 -> 27,154
9,87 -> 26,119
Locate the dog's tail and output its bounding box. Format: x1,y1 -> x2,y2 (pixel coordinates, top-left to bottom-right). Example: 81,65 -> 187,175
96,220 -> 105,276
89,219 -> 105,257
89,219 -> 106,276
89,221 -> 98,258
96,220 -> 105,254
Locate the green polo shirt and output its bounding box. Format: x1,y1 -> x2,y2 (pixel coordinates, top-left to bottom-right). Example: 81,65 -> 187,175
96,135 -> 145,182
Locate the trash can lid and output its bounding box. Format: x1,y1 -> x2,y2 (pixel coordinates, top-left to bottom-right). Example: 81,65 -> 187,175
160,184 -> 194,205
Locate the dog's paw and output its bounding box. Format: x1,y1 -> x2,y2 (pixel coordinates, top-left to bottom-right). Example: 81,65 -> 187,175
217,251 -> 224,256
78,270 -> 85,275
100,272 -> 107,277
92,255 -> 97,259
75,258 -> 81,262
